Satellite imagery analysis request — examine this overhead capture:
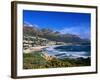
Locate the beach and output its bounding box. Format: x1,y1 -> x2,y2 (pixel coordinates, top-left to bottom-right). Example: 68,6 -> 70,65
23,45 -> 63,53
23,46 -> 48,53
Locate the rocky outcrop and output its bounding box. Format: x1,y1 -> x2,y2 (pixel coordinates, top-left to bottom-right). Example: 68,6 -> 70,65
42,52 -> 56,61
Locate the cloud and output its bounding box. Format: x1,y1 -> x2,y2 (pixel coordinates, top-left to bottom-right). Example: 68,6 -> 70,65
24,21 -> 33,27
24,21 -> 39,28
59,26 -> 90,39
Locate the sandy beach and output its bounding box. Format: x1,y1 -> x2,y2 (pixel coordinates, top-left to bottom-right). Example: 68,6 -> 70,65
23,46 -> 48,53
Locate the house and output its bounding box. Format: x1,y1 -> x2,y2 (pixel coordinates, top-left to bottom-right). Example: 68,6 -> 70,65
23,36 -> 49,50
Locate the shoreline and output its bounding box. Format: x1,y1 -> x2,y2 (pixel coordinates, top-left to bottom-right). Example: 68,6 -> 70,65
23,46 -> 49,53
23,45 -> 90,59
23,45 -> 63,53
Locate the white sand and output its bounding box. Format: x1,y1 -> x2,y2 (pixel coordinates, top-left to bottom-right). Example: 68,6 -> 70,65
23,46 -> 48,53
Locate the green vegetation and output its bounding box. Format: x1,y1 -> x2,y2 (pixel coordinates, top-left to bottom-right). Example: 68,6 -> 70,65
23,52 -> 90,69
23,52 -> 47,69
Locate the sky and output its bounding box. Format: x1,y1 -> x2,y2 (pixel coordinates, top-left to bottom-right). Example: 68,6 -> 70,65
23,10 -> 91,39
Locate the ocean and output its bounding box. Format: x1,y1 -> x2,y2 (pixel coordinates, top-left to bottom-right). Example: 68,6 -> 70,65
43,45 -> 91,59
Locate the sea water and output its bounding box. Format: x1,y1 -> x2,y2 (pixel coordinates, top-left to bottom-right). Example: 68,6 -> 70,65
43,45 -> 91,59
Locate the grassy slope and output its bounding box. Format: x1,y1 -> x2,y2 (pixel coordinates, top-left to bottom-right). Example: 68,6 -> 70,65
23,52 -> 90,69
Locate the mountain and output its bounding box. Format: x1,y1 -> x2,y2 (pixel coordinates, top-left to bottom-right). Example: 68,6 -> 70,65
23,25 -> 90,44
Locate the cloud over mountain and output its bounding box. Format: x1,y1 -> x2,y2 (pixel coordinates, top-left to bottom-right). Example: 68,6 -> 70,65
59,26 -> 90,39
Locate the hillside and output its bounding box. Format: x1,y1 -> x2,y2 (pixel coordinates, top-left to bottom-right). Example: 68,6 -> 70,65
23,25 -> 90,44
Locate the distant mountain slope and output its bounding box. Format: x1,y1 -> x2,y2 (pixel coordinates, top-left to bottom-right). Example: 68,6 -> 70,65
23,25 -> 90,44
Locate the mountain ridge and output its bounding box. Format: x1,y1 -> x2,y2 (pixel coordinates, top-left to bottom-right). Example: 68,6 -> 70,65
23,25 -> 90,44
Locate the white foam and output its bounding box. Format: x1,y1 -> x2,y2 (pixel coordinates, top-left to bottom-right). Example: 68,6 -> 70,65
44,45 -> 90,59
